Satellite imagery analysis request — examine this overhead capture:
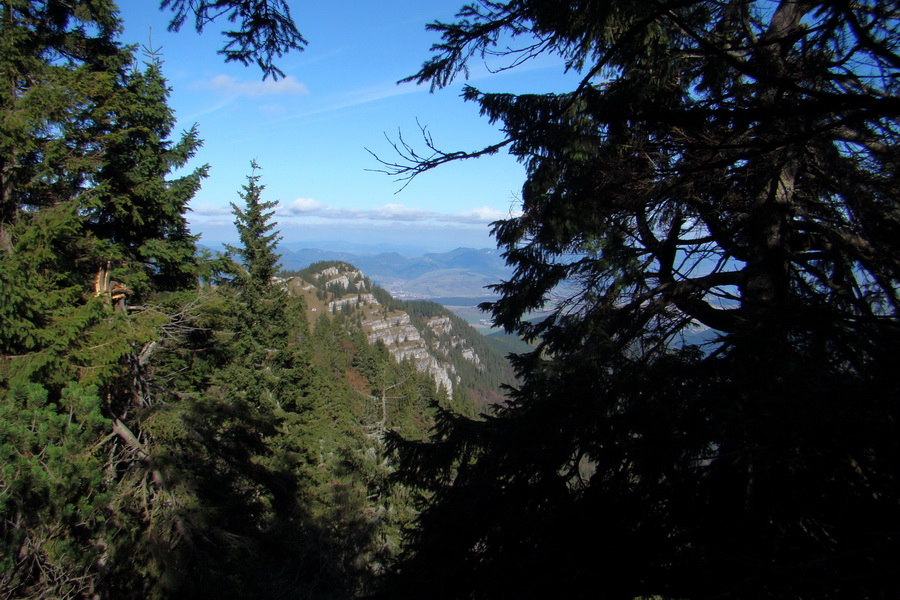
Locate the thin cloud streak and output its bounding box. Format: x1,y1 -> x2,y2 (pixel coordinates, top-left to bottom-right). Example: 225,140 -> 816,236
266,57 -> 564,125
267,80 -> 425,123
198,74 -> 310,97
179,97 -> 237,122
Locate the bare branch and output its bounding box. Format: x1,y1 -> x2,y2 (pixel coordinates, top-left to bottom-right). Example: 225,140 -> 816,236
366,121 -> 512,192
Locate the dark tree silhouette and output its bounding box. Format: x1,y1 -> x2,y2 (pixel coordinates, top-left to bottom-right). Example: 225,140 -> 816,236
160,0 -> 306,79
380,1 -> 900,598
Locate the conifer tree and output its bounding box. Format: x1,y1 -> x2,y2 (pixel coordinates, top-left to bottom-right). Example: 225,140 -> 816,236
88,51 -> 208,297
381,2 -> 900,598
224,160 -> 283,341
164,164 -> 352,599
215,162 -> 294,415
0,3 -> 211,596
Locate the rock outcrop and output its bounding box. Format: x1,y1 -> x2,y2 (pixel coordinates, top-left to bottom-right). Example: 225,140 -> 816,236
295,263 -> 486,398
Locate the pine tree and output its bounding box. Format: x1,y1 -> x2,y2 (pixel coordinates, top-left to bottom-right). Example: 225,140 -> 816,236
88,50 -> 208,297
224,160 -> 284,344
0,3 -> 211,596
381,2 -> 900,598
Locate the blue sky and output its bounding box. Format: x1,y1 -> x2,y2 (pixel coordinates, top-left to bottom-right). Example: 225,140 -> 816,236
116,1 -> 576,252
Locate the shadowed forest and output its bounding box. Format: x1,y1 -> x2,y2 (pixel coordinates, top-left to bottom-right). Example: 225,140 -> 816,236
1,1 -> 898,599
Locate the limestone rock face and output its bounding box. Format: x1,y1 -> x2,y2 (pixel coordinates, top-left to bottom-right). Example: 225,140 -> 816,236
462,347 -> 480,365
299,263 -> 487,398
329,293 -> 377,311
427,316 -> 453,336
326,275 -> 351,289
364,314 -> 422,347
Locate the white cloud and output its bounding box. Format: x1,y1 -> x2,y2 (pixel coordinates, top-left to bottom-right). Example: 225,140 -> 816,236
194,197 -> 520,228
459,205 -> 508,222
280,197 -> 325,213
192,203 -> 233,217
274,199 -> 515,225
202,74 -> 310,97
372,203 -> 434,220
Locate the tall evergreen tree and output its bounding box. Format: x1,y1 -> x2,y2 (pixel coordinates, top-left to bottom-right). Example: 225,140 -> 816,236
167,164 -> 363,599
226,163 -> 281,298
88,50 -> 207,296
221,160 -> 287,355
0,3 -> 209,596
215,162 -> 293,415
381,1 -> 900,598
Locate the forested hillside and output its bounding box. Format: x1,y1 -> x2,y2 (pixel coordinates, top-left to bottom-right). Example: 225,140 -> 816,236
283,261 -> 516,411
0,4 -> 496,597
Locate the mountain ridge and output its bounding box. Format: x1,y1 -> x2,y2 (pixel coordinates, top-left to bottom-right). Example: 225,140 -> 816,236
282,261 -> 516,411
276,246 -> 512,299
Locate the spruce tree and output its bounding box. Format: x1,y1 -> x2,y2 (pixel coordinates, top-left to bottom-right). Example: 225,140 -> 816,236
0,3 -> 209,596
168,164 -> 358,599
215,162 -> 294,418
88,50 -> 208,297
381,2 -> 900,598
224,160 -> 283,343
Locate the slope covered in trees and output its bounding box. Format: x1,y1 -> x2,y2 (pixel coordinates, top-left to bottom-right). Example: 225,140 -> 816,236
0,4 -> 454,596
379,1 -> 900,599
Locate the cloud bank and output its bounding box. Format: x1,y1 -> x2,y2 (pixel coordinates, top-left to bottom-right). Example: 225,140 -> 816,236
189,201 -> 520,251
273,198 -> 516,225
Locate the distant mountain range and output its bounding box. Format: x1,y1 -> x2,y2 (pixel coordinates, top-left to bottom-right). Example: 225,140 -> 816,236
274,245 -> 513,299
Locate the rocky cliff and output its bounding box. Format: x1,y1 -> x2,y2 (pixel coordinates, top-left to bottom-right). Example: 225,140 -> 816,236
285,262 -> 488,398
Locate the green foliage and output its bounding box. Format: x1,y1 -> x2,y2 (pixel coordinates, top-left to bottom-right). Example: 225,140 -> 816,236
87,52 -> 208,297
225,162 -> 282,285
0,0 -> 125,229
0,383 -> 109,598
171,167 -> 320,597
176,172 -> 438,598
381,1 -> 900,599
483,330 -> 533,357
0,2 -> 211,596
